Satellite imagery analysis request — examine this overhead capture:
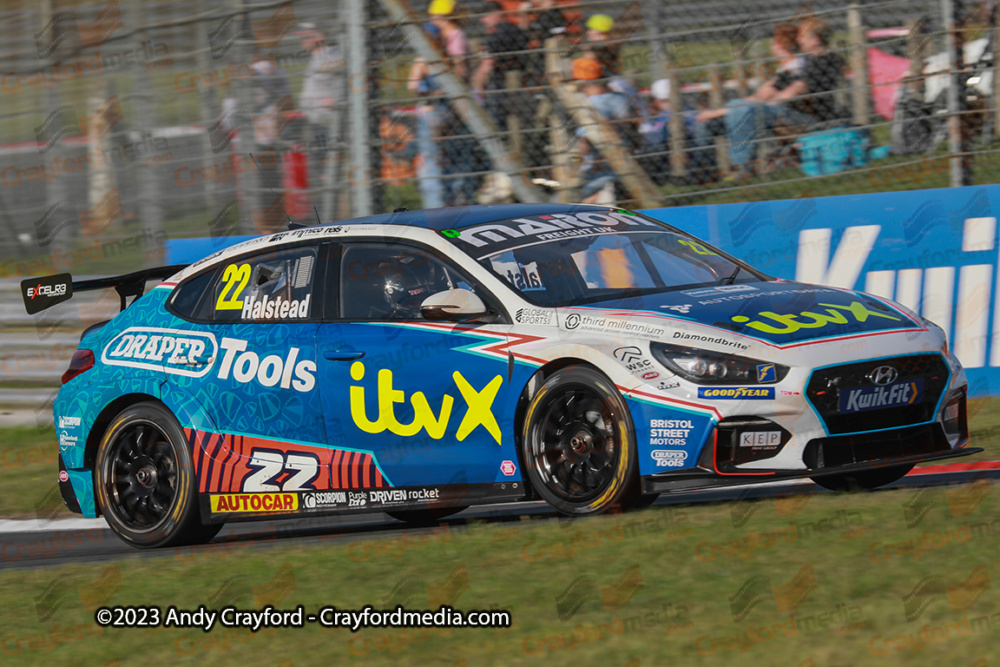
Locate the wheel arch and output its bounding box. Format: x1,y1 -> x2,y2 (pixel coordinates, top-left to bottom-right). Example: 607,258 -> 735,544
511,357 -> 618,500
85,393 -> 165,471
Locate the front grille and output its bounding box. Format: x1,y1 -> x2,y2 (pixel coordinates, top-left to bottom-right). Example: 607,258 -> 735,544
712,417 -> 791,472
806,355 -> 949,435
803,423 -> 950,469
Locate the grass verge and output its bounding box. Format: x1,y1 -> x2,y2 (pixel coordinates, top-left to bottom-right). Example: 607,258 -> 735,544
0,483 -> 997,665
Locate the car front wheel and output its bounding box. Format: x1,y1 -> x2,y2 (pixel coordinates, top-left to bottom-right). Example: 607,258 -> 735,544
95,402 -> 222,548
521,366 -> 640,515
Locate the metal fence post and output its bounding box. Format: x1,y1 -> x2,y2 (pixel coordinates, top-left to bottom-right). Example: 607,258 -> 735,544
943,0 -> 971,186
132,1 -> 162,266
346,0 -> 373,217
234,0 -> 259,233
847,4 -> 870,127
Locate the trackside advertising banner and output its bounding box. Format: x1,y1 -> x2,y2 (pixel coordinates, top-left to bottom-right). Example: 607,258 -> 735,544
645,184 -> 1000,397
167,184 -> 1000,397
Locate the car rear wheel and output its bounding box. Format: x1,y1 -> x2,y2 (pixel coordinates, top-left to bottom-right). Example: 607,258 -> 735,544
95,402 -> 222,548
521,366 -> 640,516
810,463 -> 914,492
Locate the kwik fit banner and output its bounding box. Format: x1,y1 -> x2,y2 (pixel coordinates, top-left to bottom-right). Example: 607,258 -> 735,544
645,185 -> 1000,397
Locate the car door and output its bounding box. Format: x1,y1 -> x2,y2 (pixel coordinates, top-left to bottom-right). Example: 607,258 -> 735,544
318,240 -> 514,491
166,241 -> 327,493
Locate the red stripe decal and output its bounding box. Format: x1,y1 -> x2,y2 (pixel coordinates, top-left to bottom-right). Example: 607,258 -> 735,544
330,450 -> 343,489
341,452 -> 351,489
910,460 -> 1000,475
363,455 -> 372,488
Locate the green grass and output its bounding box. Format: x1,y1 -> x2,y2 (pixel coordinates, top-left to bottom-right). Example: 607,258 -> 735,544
0,482 -> 997,665
0,426 -> 64,519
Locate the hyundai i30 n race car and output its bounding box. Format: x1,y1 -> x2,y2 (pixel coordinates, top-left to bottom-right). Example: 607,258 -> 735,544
23,203 -> 978,548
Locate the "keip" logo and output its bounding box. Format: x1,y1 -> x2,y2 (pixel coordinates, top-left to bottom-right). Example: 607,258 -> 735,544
102,327 -> 218,378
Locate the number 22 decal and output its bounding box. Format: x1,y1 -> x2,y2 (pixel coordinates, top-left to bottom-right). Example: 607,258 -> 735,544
216,263 -> 251,310
243,449 -> 320,492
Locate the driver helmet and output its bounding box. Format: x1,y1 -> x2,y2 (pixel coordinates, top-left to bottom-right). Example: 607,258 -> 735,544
382,254 -> 447,317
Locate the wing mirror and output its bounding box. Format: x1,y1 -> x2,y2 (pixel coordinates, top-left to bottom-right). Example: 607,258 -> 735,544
420,289 -> 490,322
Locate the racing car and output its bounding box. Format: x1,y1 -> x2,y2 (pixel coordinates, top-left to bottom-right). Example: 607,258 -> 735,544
23,203 -> 977,548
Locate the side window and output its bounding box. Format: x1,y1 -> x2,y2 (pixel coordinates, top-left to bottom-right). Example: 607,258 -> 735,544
169,270 -> 215,320
174,246 -> 319,322
340,243 -> 477,321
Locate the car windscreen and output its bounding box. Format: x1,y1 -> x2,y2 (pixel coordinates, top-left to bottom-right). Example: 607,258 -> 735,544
440,210 -> 763,307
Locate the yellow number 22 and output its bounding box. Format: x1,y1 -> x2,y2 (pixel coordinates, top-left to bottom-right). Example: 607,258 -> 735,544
216,263 -> 251,310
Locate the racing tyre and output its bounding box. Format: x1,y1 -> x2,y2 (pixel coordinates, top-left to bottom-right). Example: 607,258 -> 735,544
385,506 -> 468,525
521,366 -> 641,515
811,463 -> 914,492
95,402 -> 221,548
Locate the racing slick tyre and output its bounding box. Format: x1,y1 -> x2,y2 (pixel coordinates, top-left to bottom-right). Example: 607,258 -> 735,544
385,506 -> 469,525
521,366 -> 641,516
810,463 -> 914,492
95,402 -> 222,548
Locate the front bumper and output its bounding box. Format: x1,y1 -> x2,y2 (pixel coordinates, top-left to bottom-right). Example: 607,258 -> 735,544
642,426 -> 980,495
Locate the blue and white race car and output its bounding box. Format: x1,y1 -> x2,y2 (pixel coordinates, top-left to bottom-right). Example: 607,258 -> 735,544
24,204 -> 977,548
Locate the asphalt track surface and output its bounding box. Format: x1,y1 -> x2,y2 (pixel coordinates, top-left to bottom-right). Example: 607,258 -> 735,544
3,461 -> 998,570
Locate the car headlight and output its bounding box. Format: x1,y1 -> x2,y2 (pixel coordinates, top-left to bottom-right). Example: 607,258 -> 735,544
650,343 -> 789,385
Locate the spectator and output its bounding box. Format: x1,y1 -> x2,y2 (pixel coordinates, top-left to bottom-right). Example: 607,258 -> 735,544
250,50 -> 291,231
571,57 -> 631,204
294,23 -> 345,191
584,13 -> 619,77
407,0 -> 478,207
694,19 -> 841,171
473,1 -> 531,132
523,0 -> 565,88
531,0 -> 566,38
637,79 -> 716,185
573,56 -> 629,122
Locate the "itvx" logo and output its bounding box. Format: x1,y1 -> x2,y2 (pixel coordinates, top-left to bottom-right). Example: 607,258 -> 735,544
732,301 -> 902,335
349,362 -> 503,444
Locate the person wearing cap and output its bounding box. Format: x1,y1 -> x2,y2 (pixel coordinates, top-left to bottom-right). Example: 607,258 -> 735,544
407,0 -> 478,207
584,13 -> 620,78
295,23 -> 345,190
428,0 -> 469,81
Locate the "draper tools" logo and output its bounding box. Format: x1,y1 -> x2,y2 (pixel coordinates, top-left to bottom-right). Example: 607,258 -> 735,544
102,327 -> 218,378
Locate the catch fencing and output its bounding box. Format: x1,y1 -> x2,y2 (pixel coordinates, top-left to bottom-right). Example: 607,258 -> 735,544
0,0 -> 997,276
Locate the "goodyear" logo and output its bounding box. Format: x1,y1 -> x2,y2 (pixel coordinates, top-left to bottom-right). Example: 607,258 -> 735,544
731,301 -> 902,336
349,361 -> 502,445
102,327 -> 218,378
697,387 -> 775,400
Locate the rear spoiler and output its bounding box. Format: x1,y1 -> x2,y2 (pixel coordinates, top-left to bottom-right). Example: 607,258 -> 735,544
21,265 -> 188,315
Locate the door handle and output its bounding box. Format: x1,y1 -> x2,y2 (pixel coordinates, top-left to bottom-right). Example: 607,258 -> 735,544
323,349 -> 366,361
176,355 -> 215,367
